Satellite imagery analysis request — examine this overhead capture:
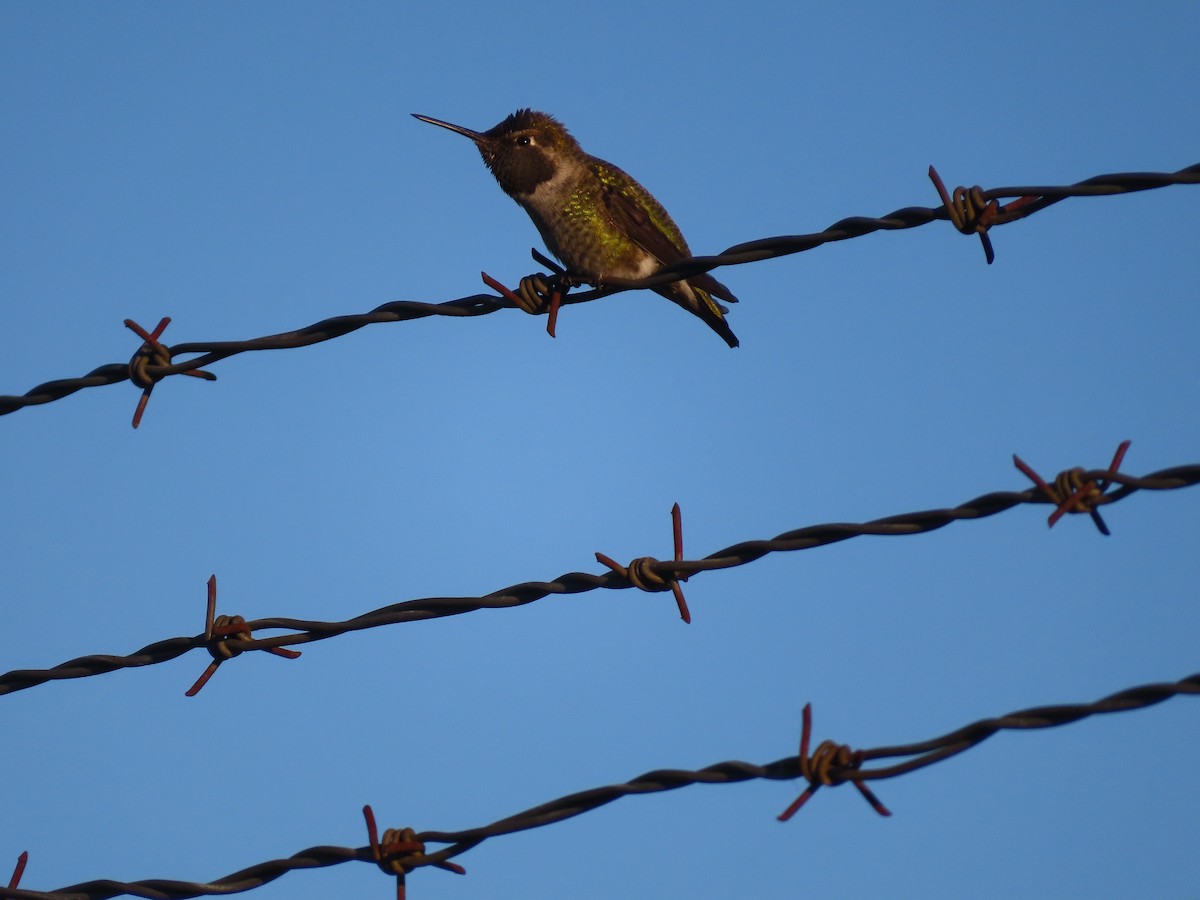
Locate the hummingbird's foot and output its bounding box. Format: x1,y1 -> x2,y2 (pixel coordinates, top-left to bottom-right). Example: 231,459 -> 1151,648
517,272 -> 569,338
480,270 -> 567,338
481,270 -> 546,313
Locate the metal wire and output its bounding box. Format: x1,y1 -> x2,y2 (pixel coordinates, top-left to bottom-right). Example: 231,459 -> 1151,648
1,164 -> 1195,419
2,459 -> 1194,697
2,670 -> 1195,899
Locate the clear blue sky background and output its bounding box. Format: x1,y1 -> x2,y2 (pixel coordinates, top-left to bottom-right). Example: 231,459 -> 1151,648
2,3 -> 1198,898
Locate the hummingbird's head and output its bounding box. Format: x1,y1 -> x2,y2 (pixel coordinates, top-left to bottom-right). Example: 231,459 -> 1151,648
412,109 -> 583,198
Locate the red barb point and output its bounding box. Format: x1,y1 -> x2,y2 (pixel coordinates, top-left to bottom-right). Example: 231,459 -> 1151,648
671,503 -> 683,562
595,551 -> 622,574
671,583 -> 691,624
8,852 -> 28,890
205,574 -> 218,638
853,780 -> 893,817
776,786 -> 816,821
481,271 -> 523,307
124,316 -> 172,346
672,508 -> 691,628
184,661 -> 220,697
669,503 -> 691,623
546,289 -> 561,338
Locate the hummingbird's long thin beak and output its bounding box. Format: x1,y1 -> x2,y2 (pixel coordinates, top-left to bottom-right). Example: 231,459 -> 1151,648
411,113 -> 487,143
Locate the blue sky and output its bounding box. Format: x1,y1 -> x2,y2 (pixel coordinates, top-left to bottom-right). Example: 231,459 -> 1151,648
2,2 -> 1198,898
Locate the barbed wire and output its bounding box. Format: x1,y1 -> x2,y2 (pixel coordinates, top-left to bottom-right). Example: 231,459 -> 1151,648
2,448 -> 1195,698
1,163 -> 1195,423
3,670 -> 1195,899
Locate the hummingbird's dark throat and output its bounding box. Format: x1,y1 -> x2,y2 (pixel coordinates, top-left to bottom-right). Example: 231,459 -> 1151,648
481,144 -> 557,197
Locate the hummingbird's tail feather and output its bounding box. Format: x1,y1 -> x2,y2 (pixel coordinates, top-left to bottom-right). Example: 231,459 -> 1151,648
690,270 -> 739,305
696,287 -> 740,349
659,282 -> 739,348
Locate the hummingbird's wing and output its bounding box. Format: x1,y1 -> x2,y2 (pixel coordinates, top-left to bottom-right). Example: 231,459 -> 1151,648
595,160 -> 739,305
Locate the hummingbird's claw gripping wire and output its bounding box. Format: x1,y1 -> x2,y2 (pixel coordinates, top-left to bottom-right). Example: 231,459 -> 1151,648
363,805 -> 466,900
596,502 -> 691,623
1012,440 -> 1132,535
481,249 -> 584,338
185,575 -> 301,696
480,271 -> 565,338
928,166 -> 1042,265
125,317 -> 216,429
777,703 -> 892,821
518,274 -> 565,337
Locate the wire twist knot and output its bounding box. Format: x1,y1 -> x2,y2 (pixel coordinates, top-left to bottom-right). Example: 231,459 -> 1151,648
609,555 -> 675,593
928,166 -> 1002,264
204,614 -> 251,662
1045,468 -> 1103,510
371,825 -> 428,877
802,738 -> 864,787
127,330 -> 173,391
944,183 -> 996,238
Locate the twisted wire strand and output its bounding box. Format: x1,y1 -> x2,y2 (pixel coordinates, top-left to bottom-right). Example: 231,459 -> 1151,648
600,164 -> 1200,292
3,671 -> 1195,900
2,462 -> 1195,697
2,164 -> 1195,418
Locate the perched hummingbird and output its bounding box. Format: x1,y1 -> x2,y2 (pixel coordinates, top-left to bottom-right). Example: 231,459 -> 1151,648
412,109 -> 740,348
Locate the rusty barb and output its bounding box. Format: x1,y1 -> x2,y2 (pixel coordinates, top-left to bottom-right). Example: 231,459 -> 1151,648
777,703 -> 892,821
184,575 -> 301,696
481,249 -> 573,338
6,853 -> 27,892
596,502 -> 692,623
928,166 -> 1043,264
125,317 -> 215,428
363,805 -> 466,900
1013,440 -> 1132,536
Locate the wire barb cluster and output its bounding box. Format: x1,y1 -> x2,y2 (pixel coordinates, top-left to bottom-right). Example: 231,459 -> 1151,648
777,703 -> 892,820
363,806 -> 466,900
184,576 -> 301,696
2,163 -> 1195,423
1013,440 -> 1131,535
123,318 -> 217,427
595,502 -> 692,623
927,165 -> 1042,263
3,672 -> 1195,900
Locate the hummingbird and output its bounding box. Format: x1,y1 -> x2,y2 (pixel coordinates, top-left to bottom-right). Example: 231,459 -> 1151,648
412,109 -> 740,348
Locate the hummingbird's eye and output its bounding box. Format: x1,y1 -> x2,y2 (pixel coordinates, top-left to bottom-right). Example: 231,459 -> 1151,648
516,135 -> 534,147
